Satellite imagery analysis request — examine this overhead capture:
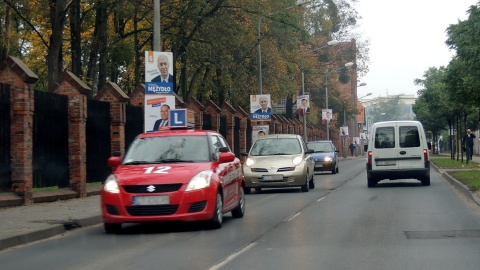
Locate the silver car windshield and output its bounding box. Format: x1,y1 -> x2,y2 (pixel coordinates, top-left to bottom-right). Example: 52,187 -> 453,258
123,136 -> 211,164
250,138 -> 301,156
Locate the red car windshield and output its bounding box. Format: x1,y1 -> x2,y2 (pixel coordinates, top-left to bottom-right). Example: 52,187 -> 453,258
123,136 -> 211,164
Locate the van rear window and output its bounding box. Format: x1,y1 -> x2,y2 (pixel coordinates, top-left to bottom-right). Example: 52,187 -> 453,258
374,127 -> 395,148
399,126 -> 420,148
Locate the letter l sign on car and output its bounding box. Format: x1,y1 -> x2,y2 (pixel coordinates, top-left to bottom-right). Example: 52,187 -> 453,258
169,109 -> 195,129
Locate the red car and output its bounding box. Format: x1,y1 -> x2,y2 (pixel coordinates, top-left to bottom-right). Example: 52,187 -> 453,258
101,128 -> 245,233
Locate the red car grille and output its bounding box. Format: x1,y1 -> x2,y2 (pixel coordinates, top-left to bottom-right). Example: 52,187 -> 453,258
126,205 -> 179,216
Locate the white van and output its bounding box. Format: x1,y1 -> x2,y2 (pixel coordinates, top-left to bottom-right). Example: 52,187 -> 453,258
366,121 -> 430,187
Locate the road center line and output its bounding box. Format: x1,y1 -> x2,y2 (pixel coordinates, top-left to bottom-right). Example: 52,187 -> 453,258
209,242 -> 257,270
286,212 -> 301,221
317,196 -> 326,202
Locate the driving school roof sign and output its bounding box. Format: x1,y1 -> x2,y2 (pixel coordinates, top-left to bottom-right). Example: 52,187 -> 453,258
169,109 -> 195,128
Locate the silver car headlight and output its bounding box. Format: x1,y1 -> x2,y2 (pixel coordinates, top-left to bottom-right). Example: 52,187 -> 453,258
324,156 -> 333,162
186,170 -> 213,191
292,156 -> 303,166
104,174 -> 120,194
245,158 -> 255,167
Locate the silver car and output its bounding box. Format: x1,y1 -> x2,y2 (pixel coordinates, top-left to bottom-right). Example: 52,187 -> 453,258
242,134 -> 315,193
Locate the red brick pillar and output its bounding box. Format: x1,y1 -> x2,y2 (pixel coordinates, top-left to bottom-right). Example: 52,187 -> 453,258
52,71 -> 91,197
0,56 -> 38,205
187,97 -> 205,130
95,82 -> 130,156
204,100 -> 221,132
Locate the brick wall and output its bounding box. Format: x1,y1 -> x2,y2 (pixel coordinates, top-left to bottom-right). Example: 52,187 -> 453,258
0,56 -> 323,205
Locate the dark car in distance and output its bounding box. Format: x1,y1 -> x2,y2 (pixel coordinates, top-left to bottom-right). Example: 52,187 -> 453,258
306,140 -> 339,174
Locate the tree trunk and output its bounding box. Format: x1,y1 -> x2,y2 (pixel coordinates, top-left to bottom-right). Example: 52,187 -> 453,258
1,6 -> 11,62
69,0 -> 82,77
47,0 -> 69,90
87,0 -> 108,94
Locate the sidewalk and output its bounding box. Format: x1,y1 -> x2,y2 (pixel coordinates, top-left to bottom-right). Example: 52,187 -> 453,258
0,155 -> 479,251
0,188 -> 102,251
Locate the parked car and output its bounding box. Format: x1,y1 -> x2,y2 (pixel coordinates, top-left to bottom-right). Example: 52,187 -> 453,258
306,140 -> 339,174
366,120 -> 430,187
241,134 -> 315,193
101,128 -> 245,233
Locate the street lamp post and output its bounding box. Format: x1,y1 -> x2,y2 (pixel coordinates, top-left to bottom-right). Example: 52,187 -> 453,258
325,62 -> 354,140
300,40 -> 339,141
257,0 -> 311,94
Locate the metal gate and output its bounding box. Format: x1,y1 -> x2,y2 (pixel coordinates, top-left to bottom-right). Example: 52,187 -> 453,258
33,90 -> 70,188
219,117 -> 227,139
203,114 -> 212,130
0,84 -> 11,191
125,104 -> 144,150
86,99 -> 111,183
234,117 -> 240,157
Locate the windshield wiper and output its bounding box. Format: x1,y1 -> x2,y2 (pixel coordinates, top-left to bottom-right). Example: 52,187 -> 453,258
123,161 -> 157,165
157,159 -> 194,163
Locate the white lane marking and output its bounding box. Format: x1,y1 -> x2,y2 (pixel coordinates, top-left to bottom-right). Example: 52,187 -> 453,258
210,195 -> 327,269
286,212 -> 301,221
209,242 -> 257,270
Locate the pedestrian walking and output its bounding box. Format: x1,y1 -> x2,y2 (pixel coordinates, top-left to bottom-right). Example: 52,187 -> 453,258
349,142 -> 355,156
462,129 -> 476,160
438,137 -> 444,153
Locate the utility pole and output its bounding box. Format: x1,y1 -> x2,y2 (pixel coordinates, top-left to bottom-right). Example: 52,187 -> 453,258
153,0 -> 161,51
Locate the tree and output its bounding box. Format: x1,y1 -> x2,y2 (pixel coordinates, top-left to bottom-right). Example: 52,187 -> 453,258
413,66 -> 450,138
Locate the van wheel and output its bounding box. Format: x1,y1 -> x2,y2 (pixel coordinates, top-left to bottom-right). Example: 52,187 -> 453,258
421,176 -> 431,186
367,176 -> 377,188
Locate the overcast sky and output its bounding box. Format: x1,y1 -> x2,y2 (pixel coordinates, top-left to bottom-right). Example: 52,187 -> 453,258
355,0 -> 478,99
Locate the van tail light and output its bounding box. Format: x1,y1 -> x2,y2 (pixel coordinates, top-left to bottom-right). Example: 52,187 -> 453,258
367,151 -> 373,164
423,149 -> 429,162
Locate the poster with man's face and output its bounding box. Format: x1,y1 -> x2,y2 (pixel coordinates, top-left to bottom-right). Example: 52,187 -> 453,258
296,95 -> 310,110
145,51 -> 174,95
145,95 -> 175,132
322,109 -> 332,124
340,126 -> 349,137
252,125 -> 269,141
250,94 -> 272,121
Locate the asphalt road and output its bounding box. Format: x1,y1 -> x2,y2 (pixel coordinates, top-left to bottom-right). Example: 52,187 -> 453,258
1,158 -> 480,270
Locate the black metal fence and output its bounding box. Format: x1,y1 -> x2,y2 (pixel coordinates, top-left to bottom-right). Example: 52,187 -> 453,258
203,114 -> 212,130
125,104 -> 144,150
1,88 -> 257,189
0,84 -> 11,191
246,119 -> 252,151
33,90 -> 70,188
86,99 -> 111,183
234,117 -> 240,157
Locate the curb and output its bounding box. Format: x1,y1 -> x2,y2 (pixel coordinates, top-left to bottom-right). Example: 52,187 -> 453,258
431,163 -> 480,207
0,215 -> 103,251
0,225 -> 66,251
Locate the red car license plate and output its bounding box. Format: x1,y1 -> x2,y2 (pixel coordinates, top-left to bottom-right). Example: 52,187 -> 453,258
132,195 -> 170,205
